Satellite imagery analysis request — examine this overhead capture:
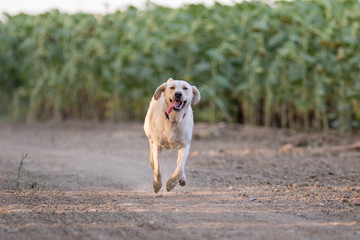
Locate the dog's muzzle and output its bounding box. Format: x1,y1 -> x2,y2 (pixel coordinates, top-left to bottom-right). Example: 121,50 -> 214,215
168,92 -> 186,114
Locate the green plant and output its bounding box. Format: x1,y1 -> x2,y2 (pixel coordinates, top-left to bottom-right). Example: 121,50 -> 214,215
0,0 -> 359,132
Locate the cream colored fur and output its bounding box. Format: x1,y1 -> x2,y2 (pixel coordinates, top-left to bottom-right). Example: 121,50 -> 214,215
144,78 -> 200,193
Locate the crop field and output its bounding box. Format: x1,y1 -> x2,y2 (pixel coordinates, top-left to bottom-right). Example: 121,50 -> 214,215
1,0 -> 359,131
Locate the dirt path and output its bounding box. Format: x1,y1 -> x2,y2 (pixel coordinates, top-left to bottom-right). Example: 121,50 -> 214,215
0,122 -> 359,240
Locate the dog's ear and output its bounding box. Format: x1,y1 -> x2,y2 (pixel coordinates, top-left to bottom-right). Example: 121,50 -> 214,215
192,86 -> 201,105
153,83 -> 167,100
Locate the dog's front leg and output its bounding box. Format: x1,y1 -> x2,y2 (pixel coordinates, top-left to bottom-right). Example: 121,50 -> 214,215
166,143 -> 190,192
152,142 -> 162,193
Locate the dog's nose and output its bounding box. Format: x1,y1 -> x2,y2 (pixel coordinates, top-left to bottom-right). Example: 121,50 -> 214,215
174,91 -> 182,99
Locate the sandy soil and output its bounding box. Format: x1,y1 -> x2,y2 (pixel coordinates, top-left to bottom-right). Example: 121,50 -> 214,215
0,121 -> 359,240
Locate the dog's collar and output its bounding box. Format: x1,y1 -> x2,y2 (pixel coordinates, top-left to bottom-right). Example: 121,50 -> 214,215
165,112 -> 187,120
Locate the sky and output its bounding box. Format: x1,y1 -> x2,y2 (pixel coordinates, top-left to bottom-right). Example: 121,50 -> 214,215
0,0 -> 238,15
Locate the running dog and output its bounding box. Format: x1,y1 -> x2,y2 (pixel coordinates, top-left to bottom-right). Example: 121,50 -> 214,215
144,78 -> 200,193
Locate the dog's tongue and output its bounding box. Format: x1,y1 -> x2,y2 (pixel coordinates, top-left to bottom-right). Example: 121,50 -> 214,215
167,101 -> 182,115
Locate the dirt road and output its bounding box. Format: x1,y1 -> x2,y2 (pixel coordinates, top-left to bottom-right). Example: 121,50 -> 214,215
0,122 -> 359,240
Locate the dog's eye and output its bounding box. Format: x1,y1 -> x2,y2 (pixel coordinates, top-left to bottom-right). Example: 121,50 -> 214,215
183,87 -> 188,90
170,86 -> 175,90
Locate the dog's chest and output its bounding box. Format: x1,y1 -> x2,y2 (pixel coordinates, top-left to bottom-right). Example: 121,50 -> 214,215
158,124 -> 184,149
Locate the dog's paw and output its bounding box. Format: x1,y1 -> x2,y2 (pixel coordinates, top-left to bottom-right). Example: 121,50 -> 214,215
153,180 -> 162,193
179,178 -> 186,186
166,178 -> 178,192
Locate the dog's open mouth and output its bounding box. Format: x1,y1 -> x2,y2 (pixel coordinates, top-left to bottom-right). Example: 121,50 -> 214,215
167,99 -> 186,114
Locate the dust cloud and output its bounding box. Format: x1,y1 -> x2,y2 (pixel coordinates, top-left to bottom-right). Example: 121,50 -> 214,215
0,121 -> 183,193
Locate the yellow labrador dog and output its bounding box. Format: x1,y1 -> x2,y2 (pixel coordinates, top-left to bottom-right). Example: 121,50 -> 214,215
144,78 -> 200,193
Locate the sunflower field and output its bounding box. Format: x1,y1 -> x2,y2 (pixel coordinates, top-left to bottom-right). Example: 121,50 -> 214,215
0,0 -> 359,132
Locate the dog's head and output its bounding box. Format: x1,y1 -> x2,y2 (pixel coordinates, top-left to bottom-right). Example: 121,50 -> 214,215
153,78 -> 200,115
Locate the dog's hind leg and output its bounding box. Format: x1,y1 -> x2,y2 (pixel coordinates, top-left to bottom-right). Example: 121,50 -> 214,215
166,143 -> 190,191
179,172 -> 186,186
149,140 -> 154,170
152,143 -> 162,193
